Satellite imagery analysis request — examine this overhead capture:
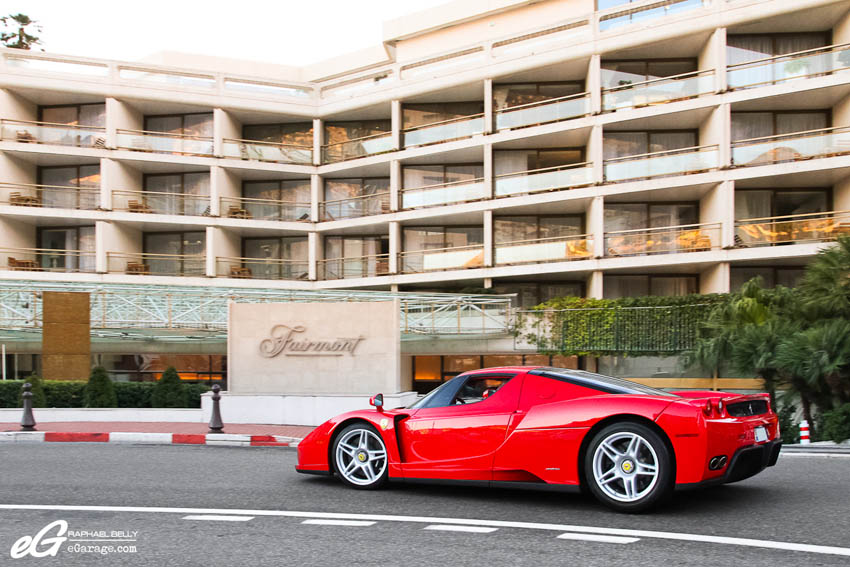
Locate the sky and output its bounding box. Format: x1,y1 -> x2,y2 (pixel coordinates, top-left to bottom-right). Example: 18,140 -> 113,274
2,0 -> 451,66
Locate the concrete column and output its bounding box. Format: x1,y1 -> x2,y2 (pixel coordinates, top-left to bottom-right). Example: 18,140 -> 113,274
0,153 -> 35,202
588,125 -> 604,183
105,98 -> 142,149
100,158 -> 141,212
308,232 -> 320,280
0,89 -> 36,122
588,196 -> 605,258
483,144 -> 494,199
484,79 -> 494,133
391,100 -> 402,150
311,174 -> 322,222
98,221 -> 141,274
483,278 -> 493,289
389,221 -> 401,274
209,226 -> 241,277
587,54 -> 602,115
213,108 -> 241,157
701,262 -> 730,294
204,226 -> 215,277
700,104 -> 730,168
211,166 -> 240,217
834,174 -> 850,211
587,270 -> 604,299
701,181 -> 734,249
313,118 -> 323,165
833,7 -> 850,44
484,210 -> 494,267
94,221 -> 108,273
390,160 -> 401,211
698,27 -> 727,93
0,216 -> 35,269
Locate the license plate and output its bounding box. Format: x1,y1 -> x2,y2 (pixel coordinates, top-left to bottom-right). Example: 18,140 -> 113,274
754,426 -> 768,443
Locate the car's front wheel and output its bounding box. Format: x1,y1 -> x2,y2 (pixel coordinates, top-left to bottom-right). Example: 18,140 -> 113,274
332,423 -> 388,489
584,422 -> 673,512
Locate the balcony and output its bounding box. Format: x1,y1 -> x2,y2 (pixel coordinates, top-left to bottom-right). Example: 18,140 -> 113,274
219,196 -> 310,222
402,114 -> 485,148
116,129 -> 214,157
727,43 -> 850,91
731,126 -> 850,167
400,244 -> 485,273
320,192 -> 390,221
221,138 -> 312,164
599,0 -> 707,32
495,92 -> 590,131
402,177 -> 486,209
602,70 -> 715,112
2,248 -> 96,273
604,222 -> 720,256
604,144 -> 718,182
113,190 -> 210,217
494,163 -> 594,198
318,254 -> 390,280
322,132 -> 394,163
107,252 -> 205,277
216,256 -> 309,280
2,182 -> 99,210
495,234 -> 593,265
735,210 -> 850,247
0,119 -> 106,148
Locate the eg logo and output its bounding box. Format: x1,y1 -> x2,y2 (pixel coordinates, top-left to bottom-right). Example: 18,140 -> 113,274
10,520 -> 68,559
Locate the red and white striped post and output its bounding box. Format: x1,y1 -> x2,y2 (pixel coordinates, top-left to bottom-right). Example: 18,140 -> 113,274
800,420 -> 810,445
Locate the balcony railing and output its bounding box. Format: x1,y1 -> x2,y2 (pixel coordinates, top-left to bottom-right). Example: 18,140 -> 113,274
727,42 -> 850,90
216,256 -> 309,280
602,70 -> 715,112
2,247 -> 96,273
402,177 -> 486,209
221,138 -> 312,164
495,92 -> 590,131
402,114 -> 485,148
116,129 -> 214,157
731,126 -> 850,167
320,192 -> 390,221
322,132 -> 394,163
599,0 -> 707,32
0,119 -> 106,148
1,182 -> 100,210
107,252 -> 206,277
494,163 -> 594,198
318,254 -> 390,280
604,222 -> 720,256
495,234 -> 593,265
604,144 -> 718,182
113,190 -> 210,216
219,196 -> 310,222
400,244 -> 485,273
735,210 -> 850,247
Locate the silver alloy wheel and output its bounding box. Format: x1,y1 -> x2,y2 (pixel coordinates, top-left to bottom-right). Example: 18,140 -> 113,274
335,428 -> 388,486
591,431 -> 660,503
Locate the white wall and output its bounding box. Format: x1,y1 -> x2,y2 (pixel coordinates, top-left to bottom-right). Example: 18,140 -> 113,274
101,158 -> 142,211
98,221 -> 142,273
0,153 -> 36,202
210,166 -> 240,216
0,89 -> 36,121
700,181 -> 733,248
0,216 -> 35,267
700,262 -> 729,294
210,226 -> 241,277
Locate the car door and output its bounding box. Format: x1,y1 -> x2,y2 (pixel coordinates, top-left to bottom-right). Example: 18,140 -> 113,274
399,372 -> 523,481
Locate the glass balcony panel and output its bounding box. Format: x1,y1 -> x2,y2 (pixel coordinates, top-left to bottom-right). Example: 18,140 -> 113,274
321,192 -> 390,220
319,255 -> 390,280
114,190 -> 210,216
400,245 -> 485,273
727,44 -> 850,90
494,164 -> 593,197
604,146 -> 718,182
602,71 -> 714,111
107,253 -> 205,277
0,119 -> 106,147
731,127 -> 850,166
2,183 -> 99,210
221,139 -> 312,164
2,247 -> 96,273
495,94 -> 590,130
403,116 -> 484,148
735,210 -> 850,246
219,196 -> 310,222
604,223 -> 720,256
599,0 -> 704,32
322,133 -> 394,163
402,180 -> 486,209
116,129 -> 214,156
216,257 -> 309,280
495,235 -> 593,265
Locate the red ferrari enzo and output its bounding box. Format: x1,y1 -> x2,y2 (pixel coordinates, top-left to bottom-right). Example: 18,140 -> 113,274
296,366 -> 781,512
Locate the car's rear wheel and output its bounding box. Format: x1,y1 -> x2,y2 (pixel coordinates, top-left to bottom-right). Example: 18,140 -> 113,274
584,422 -> 672,512
332,423 -> 388,489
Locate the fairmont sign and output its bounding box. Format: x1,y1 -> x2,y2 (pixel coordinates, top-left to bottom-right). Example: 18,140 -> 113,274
259,324 -> 365,358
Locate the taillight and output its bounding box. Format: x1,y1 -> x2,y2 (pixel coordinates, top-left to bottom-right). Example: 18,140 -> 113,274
703,400 -> 712,416
716,399 -> 725,416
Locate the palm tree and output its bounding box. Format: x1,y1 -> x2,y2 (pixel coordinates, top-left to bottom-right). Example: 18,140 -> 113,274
796,235 -> 850,320
775,319 -> 850,407
0,14 -> 42,50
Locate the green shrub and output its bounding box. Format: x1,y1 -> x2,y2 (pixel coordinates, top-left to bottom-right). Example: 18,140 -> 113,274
185,384 -> 210,409
151,367 -> 187,408
83,366 -> 118,408
0,381 -> 24,408
823,404 -> 850,444
44,381 -> 86,408
114,382 -> 154,408
777,403 -> 800,444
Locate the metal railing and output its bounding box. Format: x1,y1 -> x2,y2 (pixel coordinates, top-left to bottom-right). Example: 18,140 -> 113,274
402,177 -> 486,209
219,196 -> 311,222
113,190 -> 210,217
402,113 -> 485,148
728,42 -> 850,90
216,256 -> 309,280
322,131 -> 394,163
320,192 -> 390,220
221,138 -> 312,164
494,163 -> 594,197
604,144 -> 719,182
735,210 -> 850,246
1,248 -> 96,273
495,234 -> 593,265
318,254 -> 391,280
604,222 -> 720,256
731,126 -> 850,167
599,0 -> 707,32
1,182 -> 100,210
106,252 -> 206,277
602,69 -> 715,111
115,128 -> 214,157
495,92 -> 590,130
0,118 -> 106,148
400,244 -> 485,273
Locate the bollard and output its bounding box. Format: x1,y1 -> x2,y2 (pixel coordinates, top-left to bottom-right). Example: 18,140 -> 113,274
800,419 -> 810,445
208,384 -> 224,434
20,382 -> 36,432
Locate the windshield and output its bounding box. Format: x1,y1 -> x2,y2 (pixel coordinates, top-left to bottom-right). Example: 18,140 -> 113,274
533,368 -> 679,397
407,376 -> 462,409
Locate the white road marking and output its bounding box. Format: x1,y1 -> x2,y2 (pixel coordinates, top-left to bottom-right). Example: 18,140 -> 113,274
0,504 -> 848,557
425,525 -> 498,533
182,515 -> 254,522
557,533 -> 640,544
780,452 -> 850,459
302,519 -> 376,527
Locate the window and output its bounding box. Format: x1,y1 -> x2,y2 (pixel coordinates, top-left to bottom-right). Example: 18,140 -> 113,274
492,282 -> 585,308
735,189 -> 829,219
98,354 -> 226,383
601,60 -> 697,89
494,216 -> 584,244
494,149 -> 584,175
605,203 -> 698,231
39,103 -> 105,127
603,275 -> 698,298
323,236 -> 389,279
324,120 -> 391,145
402,164 -> 483,188
730,266 -> 805,291
242,123 -> 312,146
604,130 -> 697,159
37,165 -> 100,209
323,178 -> 390,219
402,102 -> 484,129
145,113 -> 213,137
36,226 -> 95,272
493,82 -> 584,110
403,226 -> 483,251
144,172 -> 210,216
727,33 -> 830,66
242,237 -> 309,279
143,231 -> 205,276
731,111 -> 829,142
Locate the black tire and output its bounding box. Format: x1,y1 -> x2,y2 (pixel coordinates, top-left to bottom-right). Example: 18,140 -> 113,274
583,421 -> 673,513
332,423 -> 389,490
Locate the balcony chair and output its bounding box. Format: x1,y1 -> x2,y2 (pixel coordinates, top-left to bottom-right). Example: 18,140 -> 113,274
128,200 -> 153,214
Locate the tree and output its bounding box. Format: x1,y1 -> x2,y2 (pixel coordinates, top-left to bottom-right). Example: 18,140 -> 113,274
1,14 -> 42,50
84,366 -> 118,408
151,367 -> 188,408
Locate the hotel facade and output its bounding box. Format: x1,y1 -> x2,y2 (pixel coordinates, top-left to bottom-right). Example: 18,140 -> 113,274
1,0 -> 849,396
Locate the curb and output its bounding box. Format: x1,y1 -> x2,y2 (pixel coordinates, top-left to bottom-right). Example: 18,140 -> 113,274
0,431 -> 300,448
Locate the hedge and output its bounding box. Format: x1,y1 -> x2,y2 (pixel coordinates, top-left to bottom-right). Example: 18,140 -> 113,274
0,380 -> 209,409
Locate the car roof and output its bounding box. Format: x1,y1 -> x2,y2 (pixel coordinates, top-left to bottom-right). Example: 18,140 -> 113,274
463,366 -> 542,374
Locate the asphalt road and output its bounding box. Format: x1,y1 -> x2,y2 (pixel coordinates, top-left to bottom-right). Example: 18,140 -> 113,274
0,444 -> 847,566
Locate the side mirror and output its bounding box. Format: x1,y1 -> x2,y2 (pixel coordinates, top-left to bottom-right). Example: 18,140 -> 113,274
369,393 -> 384,412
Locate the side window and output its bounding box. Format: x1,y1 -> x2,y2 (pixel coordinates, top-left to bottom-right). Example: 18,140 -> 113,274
454,376 -> 512,405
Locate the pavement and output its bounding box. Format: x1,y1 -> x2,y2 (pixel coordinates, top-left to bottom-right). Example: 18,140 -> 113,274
0,444 -> 847,566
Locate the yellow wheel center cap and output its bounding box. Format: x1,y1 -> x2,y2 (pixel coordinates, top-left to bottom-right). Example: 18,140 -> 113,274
621,460 -> 634,474
357,451 -> 367,462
